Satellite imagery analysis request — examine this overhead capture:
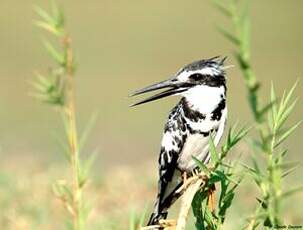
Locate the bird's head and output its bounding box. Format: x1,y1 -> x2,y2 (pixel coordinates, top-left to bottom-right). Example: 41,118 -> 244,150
130,56 -> 230,107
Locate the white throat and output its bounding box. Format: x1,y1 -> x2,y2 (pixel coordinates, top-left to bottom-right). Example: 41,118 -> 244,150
182,85 -> 225,114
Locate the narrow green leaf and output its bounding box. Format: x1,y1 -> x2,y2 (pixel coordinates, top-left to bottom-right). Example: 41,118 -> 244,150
219,179 -> 228,208
34,5 -> 54,24
81,201 -> 92,224
138,205 -> 148,228
204,206 -> 215,228
35,21 -> 59,35
193,156 -> 210,176
52,1 -> 65,25
31,91 -> 62,106
283,80 -> 299,108
30,80 -> 48,92
240,11 -> 251,59
236,126 -> 250,140
256,197 -> 267,209
249,138 -> 264,152
227,125 -> 250,150
239,0 -> 250,24
79,149 -> 98,188
51,0 -> 60,21
241,163 -> 257,174
275,161 -> 299,171
259,100 -> 276,118
251,156 -> 261,175
264,217 -> 273,228
43,96 -> 63,105
35,73 -> 52,87
65,219 -> 73,230
213,170 -> 227,180
275,121 -> 302,148
225,175 -> 240,186
245,211 -> 268,223
128,209 -> 137,230
279,149 -> 288,158
208,174 -> 223,185
79,112 -> 99,151
52,180 -> 73,203
51,131 -> 70,162
282,164 -> 299,178
217,26 -> 240,45
61,112 -> 71,141
219,162 -> 233,168
244,156 -> 262,186
209,136 -> 219,164
30,73 -> 52,95
30,92 -> 48,101
219,192 -> 235,218
43,40 -> 64,65
84,149 -> 98,172
277,89 -> 286,117
276,98 -> 298,130
280,186 -> 303,199
212,0 -> 232,17
34,4 -> 64,36
192,191 -> 207,230
270,82 -> 277,122
268,110 -> 274,131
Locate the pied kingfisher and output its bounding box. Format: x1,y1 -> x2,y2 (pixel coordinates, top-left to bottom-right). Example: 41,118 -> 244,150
130,56 -> 228,226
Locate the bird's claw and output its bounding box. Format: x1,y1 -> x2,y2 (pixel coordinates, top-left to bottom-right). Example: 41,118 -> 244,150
176,171 -> 207,194
141,220 -> 176,230
182,172 -> 188,184
192,168 -> 200,177
159,219 -> 176,229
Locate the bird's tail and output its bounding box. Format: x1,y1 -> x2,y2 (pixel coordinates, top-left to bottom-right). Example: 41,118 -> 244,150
147,211 -> 168,226
147,194 -> 169,226
146,183 -> 183,226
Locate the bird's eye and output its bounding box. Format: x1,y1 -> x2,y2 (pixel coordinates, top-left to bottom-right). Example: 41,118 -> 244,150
189,73 -> 203,81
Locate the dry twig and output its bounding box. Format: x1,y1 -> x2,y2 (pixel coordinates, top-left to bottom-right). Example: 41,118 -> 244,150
140,173 -> 207,230
176,174 -> 206,230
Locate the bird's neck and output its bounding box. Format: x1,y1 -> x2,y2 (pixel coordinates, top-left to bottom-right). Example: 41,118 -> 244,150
182,85 -> 226,114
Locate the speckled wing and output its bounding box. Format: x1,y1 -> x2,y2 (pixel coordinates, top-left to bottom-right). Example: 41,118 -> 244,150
149,104 -> 187,224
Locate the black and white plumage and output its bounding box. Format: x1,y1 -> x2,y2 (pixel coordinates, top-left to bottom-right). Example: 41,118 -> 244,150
130,56 -> 228,226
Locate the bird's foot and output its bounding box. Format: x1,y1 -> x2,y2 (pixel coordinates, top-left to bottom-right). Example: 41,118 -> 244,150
176,171 -> 207,194
182,171 -> 188,184
140,220 -> 176,230
176,172 -> 192,193
192,168 -> 200,177
159,219 -> 176,229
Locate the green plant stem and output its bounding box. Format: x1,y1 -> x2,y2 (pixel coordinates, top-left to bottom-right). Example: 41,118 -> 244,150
226,1 -> 282,227
33,4 -> 91,229
209,0 -> 300,228
63,35 -> 82,230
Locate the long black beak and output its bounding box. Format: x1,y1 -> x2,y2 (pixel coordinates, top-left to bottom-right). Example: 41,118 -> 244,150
129,78 -> 192,107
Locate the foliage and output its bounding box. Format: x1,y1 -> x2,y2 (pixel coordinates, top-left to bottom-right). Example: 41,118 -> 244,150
32,2 -> 96,230
211,0 -> 302,229
192,125 -> 248,229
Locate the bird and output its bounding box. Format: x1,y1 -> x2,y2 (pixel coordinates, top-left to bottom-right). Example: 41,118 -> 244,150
130,56 -> 229,227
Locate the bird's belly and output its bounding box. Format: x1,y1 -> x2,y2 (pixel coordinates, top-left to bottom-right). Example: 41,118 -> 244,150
177,134 -> 210,172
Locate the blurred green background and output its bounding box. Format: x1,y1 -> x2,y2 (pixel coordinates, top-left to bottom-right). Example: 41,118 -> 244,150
0,0 -> 302,229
